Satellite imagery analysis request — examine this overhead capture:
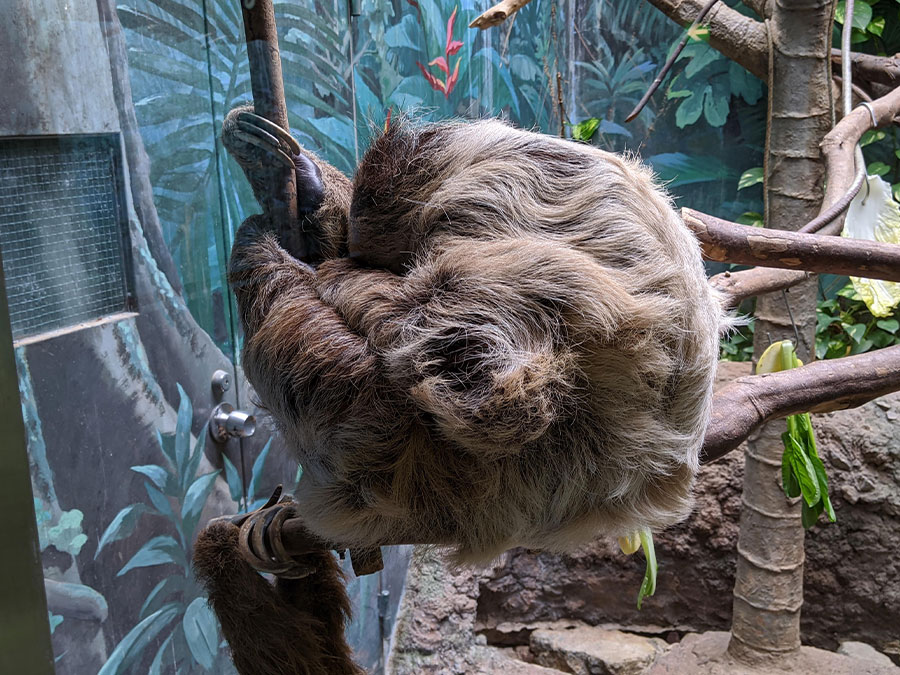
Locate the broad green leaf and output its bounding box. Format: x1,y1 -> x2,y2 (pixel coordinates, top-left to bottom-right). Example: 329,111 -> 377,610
572,118 -> 600,142
738,167 -> 764,190
181,472 -> 220,539
95,504 -> 148,559
736,212 -> 764,227
860,129 -> 886,147
844,322 -> 867,343
98,604 -> 179,675
802,500 -> 825,529
868,161 -> 891,177
683,44 -> 721,78
876,319 -> 899,333
118,536 -> 185,577
811,457 -> 837,523
787,436 -> 821,507
183,597 -> 218,670
781,444 -> 802,499
868,15 -> 885,35
835,0 -> 873,30
704,78 -> 731,127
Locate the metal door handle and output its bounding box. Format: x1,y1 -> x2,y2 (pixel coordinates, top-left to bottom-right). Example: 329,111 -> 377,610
210,402 -> 256,442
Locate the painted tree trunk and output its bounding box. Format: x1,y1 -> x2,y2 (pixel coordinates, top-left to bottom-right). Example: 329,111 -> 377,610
728,0 -> 834,662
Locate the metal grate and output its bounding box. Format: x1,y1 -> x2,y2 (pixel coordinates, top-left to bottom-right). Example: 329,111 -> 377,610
0,135 -> 134,341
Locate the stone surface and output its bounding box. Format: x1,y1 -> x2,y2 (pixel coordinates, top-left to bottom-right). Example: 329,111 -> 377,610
477,362 -> 900,658
469,646 -> 567,674
648,631 -> 900,674
838,641 -> 896,667
530,625 -> 667,674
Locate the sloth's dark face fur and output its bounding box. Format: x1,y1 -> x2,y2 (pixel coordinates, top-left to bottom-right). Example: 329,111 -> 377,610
227,116 -> 724,563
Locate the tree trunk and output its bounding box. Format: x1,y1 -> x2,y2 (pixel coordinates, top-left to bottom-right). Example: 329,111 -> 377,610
727,0 -> 834,663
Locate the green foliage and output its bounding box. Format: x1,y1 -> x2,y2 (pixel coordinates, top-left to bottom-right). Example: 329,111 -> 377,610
816,281 -> 900,359
635,529 -> 657,610
774,343 -> 836,529
720,319 -> 755,361
95,384 -> 241,674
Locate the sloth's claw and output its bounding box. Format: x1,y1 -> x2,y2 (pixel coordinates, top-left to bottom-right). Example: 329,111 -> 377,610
236,110 -> 301,155
231,129 -> 296,170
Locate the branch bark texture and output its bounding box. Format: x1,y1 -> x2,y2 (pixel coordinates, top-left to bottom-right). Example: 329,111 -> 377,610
702,344 -> 900,464
685,208 -> 900,281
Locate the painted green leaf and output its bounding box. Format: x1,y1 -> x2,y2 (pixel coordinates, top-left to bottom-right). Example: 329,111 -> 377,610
144,482 -> 175,521
148,634 -> 174,675
222,453 -> 244,504
174,383 -> 193,480
182,422 -> 210,495
183,597 -> 219,669
98,604 -> 179,675
181,472 -> 220,539
738,167 -> 764,190
683,44 -> 720,78
247,439 -> 273,504
140,575 -> 186,621
117,536 -> 184,577
675,88 -> 706,128
95,504 -> 148,559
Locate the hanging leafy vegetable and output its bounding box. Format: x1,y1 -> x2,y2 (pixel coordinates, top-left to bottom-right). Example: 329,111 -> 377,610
757,340 -> 836,529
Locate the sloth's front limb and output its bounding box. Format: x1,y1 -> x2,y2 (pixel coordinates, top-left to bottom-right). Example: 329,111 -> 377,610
223,105 -> 351,261
229,216 -> 396,437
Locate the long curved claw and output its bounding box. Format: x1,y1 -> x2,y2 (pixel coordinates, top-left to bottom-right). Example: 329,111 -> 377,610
232,129 -> 296,170
236,110 -> 302,155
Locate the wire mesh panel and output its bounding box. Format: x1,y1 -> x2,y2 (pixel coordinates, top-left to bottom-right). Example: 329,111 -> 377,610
0,134 -> 134,341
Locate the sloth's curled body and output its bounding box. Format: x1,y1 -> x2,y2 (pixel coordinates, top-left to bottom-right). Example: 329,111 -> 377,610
228,116 -> 724,563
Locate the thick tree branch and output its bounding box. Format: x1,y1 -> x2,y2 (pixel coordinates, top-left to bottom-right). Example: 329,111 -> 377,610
470,0 -> 532,28
832,49 -> 900,90
701,345 -> 900,463
685,208 -> 900,281
819,84 -> 900,233
709,268 -> 811,308
642,0 -> 768,79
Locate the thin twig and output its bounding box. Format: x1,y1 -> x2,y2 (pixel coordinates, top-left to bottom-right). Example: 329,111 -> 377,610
625,0 -> 720,123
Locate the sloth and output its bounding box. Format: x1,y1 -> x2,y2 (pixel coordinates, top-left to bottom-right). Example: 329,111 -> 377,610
194,106 -> 724,675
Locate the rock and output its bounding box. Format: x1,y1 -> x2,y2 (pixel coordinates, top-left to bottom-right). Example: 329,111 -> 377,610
648,631 -> 900,675
477,363 -> 900,657
838,642 -> 895,667
530,626 -> 667,675
470,646 -> 568,674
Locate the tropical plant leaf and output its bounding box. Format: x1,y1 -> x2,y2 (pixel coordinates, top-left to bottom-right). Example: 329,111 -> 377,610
95,504 -> 148,559
144,481 -> 176,522
182,422 -> 210,495
636,528 -> 657,610
118,536 -> 185,577
98,604 -> 180,675
140,575 -> 186,621
181,472 -> 221,539
247,439 -> 273,505
148,633 -> 174,675
132,464 -> 174,496
183,597 -> 219,670
222,453 -> 244,505
174,383 -> 193,483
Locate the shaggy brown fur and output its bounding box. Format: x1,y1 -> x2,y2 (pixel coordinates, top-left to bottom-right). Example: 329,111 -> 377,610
193,522 -> 362,675
209,110 -> 724,673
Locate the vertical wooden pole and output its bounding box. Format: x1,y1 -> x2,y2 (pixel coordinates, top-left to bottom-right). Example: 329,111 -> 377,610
239,0 -> 302,257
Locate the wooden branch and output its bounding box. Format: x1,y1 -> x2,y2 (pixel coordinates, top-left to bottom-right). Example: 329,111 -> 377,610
819,85 -> 900,231
709,268 -> 811,308
701,345 -> 900,463
832,49 -> 900,90
642,0 -> 768,80
240,0 -> 301,257
684,208 -> 900,281
469,0 -> 533,29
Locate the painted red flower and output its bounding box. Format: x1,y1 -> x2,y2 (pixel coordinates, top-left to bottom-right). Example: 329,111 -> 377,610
416,5 -> 464,99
